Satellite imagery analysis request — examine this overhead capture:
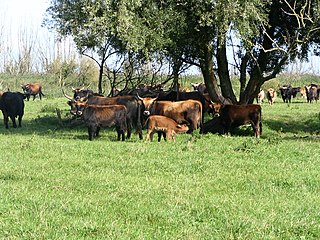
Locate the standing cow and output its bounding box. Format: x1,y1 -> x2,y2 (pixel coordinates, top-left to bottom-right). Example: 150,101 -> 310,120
266,88 -> 277,105
256,89 -> 265,104
0,92 -> 26,128
137,95 -> 203,133
65,90 -> 143,140
305,85 -> 318,103
21,83 -> 45,101
74,101 -> 127,141
145,115 -> 189,142
210,103 -> 262,137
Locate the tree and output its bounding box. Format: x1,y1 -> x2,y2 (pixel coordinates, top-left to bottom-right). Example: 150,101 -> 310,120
45,0 -> 320,103
45,0 -> 119,94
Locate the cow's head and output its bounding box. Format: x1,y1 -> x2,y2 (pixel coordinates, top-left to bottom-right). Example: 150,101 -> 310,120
137,95 -> 158,116
21,84 -> 30,93
176,123 -> 189,133
72,87 -> 93,100
208,101 -> 223,117
74,101 -> 87,116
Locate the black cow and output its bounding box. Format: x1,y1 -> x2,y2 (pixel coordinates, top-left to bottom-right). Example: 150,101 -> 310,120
279,85 -> 300,103
0,92 -> 26,128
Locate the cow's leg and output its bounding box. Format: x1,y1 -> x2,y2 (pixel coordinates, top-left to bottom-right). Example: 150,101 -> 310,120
157,132 -> 162,142
18,115 -> 22,127
33,95 -> 36,101
138,130 -> 143,140
39,93 -> 42,100
11,116 -> 17,128
145,131 -> 151,141
3,114 -> 9,129
95,127 -> 101,137
88,126 -> 95,140
126,119 -> 132,139
149,131 -> 154,142
166,130 -> 171,141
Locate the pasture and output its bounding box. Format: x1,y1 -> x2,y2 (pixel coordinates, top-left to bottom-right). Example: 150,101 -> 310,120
1,90 -> 320,238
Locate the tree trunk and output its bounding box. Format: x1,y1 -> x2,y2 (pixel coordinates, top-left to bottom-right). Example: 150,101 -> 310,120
98,63 -> 103,95
172,57 -> 182,100
200,42 -> 232,104
217,35 -> 237,103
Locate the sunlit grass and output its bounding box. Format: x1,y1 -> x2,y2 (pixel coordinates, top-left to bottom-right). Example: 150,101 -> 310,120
0,93 -> 320,238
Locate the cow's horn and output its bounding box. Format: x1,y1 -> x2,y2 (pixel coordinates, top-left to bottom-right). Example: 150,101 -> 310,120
62,89 -> 73,100
136,93 -> 143,100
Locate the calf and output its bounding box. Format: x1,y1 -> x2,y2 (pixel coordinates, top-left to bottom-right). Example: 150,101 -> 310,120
0,92 -> 25,128
145,115 -> 189,142
75,101 -> 127,141
211,103 -> 262,137
21,83 -> 44,101
266,88 -> 277,105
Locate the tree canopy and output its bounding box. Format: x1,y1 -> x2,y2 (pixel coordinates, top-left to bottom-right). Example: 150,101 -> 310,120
45,0 -> 320,103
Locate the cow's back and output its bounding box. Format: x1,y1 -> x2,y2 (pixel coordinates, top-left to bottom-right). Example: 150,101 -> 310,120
1,92 -> 24,116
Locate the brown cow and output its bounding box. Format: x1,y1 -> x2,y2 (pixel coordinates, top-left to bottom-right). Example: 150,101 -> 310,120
65,92 -> 143,140
266,88 -> 277,105
145,115 -> 189,142
210,103 -> 262,137
21,83 -> 44,101
305,85 -> 319,103
137,96 -> 202,133
74,101 -> 127,141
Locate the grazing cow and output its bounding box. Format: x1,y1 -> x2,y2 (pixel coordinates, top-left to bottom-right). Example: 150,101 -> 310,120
137,96 -> 202,133
279,85 -> 300,103
266,88 -> 277,105
21,83 -> 44,101
210,103 -> 262,137
65,92 -> 143,139
256,89 -> 265,104
145,115 -> 189,142
0,92 -> 25,128
75,101 -> 127,141
305,85 -> 318,103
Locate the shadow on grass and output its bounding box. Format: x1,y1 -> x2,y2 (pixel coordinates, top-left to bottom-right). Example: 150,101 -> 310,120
263,115 -> 320,135
0,114 -> 142,142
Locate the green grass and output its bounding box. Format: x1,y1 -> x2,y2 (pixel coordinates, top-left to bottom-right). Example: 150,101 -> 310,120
1,92 -> 320,238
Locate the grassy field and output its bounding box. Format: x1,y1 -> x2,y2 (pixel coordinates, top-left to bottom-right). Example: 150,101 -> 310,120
0,92 -> 320,239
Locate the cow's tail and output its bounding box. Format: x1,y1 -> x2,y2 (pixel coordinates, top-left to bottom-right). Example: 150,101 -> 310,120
259,106 -> 262,136
136,100 -> 143,139
199,101 -> 203,134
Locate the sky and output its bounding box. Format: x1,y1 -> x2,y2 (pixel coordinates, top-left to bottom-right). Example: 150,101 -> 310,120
0,0 -> 319,75
0,0 -> 50,33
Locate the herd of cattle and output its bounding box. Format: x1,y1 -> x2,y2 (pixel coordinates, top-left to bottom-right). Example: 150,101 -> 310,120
0,81 -> 319,141
257,83 -> 320,104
